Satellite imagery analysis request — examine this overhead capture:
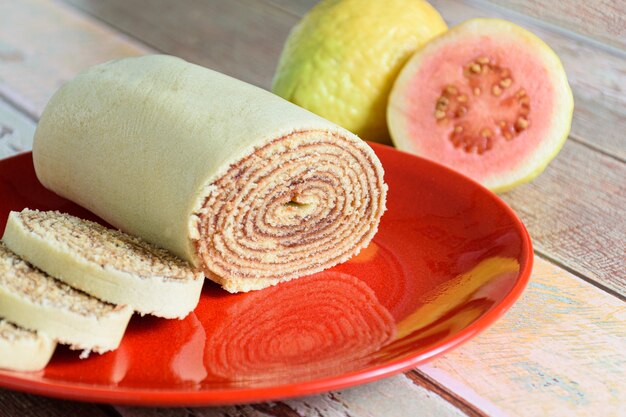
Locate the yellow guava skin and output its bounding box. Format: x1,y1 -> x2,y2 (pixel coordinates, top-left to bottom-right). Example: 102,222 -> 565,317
272,0 -> 447,144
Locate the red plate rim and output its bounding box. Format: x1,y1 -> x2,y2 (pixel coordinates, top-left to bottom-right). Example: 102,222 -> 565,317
0,144 -> 533,406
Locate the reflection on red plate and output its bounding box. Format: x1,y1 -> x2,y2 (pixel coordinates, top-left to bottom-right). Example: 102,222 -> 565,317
0,143 -> 532,405
204,272 -> 395,385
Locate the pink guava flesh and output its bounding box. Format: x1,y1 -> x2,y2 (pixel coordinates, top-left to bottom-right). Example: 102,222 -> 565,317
399,36 -> 555,183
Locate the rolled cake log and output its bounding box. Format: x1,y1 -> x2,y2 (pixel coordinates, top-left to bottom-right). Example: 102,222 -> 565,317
33,55 -> 387,292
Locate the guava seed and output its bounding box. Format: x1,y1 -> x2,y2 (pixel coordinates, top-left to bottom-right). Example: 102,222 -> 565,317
445,85 -> 458,96
516,117 -> 529,131
434,56 -> 532,155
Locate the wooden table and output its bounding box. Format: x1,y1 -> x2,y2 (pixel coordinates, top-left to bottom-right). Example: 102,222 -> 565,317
0,1 -> 624,416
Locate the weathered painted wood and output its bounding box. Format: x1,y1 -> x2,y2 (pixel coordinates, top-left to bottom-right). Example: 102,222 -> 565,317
265,0 -> 315,17
404,371 -> 487,417
421,256 -> 626,417
502,140 -> 626,295
62,0 -> 295,90
487,0 -> 626,50
283,379 -> 471,417
0,0 -> 149,117
0,388 -> 117,417
265,0 -> 626,161
115,377 -> 471,417
0,98 -> 36,159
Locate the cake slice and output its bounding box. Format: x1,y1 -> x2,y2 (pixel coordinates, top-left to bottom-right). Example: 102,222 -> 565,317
0,319 -> 56,372
3,209 -> 204,319
0,243 -> 132,353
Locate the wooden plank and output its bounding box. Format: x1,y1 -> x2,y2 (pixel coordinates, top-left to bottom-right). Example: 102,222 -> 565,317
55,0 -> 624,295
487,0 -> 626,50
0,0 -> 149,117
0,388 -> 117,417
265,0 -> 626,161
62,0 -> 295,90
265,0 -> 315,17
282,378 -> 472,417
502,140 -> 625,295
420,256 -> 626,417
115,377 -> 471,417
0,98 -> 36,159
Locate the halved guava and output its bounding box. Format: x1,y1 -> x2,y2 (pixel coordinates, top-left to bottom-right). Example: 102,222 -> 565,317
388,18 -> 573,192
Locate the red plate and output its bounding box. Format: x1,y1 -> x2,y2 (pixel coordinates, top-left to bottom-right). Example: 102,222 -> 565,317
0,144 -> 532,406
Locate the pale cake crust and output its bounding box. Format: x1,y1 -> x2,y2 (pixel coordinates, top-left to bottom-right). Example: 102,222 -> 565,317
0,319 -> 56,372
33,55 -> 387,292
0,243 -> 132,353
3,210 -> 204,318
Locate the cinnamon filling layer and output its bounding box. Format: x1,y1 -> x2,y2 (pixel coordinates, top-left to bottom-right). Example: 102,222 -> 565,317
193,130 -> 387,290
